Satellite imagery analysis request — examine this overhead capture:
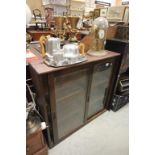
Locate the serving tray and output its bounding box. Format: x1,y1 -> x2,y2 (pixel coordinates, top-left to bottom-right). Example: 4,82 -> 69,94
44,55 -> 87,68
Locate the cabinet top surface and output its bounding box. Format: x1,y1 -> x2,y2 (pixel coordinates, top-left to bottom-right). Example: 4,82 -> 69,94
28,45 -> 120,75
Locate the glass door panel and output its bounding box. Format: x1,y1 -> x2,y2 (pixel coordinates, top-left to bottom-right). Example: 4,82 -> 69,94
87,62 -> 113,118
55,69 -> 88,139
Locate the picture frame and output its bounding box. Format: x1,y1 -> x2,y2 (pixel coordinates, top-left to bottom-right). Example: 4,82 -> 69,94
107,6 -> 126,22
94,9 -> 100,19
100,8 -> 108,17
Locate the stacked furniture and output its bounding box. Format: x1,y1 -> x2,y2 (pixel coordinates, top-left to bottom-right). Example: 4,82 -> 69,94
105,24 -> 129,111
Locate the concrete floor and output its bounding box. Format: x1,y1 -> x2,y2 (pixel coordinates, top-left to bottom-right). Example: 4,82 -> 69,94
49,104 -> 129,155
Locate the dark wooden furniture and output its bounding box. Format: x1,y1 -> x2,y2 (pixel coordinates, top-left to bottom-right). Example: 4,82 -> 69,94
29,47 -> 120,147
27,30 -> 51,41
105,25 -> 129,111
26,129 -> 48,155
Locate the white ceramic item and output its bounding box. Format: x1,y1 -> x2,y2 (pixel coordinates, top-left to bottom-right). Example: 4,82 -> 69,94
63,44 -> 80,58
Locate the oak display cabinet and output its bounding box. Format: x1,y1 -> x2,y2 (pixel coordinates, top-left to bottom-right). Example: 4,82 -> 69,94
29,49 -> 120,147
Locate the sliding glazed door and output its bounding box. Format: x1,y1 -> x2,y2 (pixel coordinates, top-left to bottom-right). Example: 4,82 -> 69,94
55,69 -> 88,139
87,62 -> 113,118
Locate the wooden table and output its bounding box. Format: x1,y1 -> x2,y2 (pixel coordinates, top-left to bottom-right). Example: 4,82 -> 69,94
29,47 -> 120,148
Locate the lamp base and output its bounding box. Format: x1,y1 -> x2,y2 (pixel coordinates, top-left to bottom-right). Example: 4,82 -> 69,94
87,50 -> 108,57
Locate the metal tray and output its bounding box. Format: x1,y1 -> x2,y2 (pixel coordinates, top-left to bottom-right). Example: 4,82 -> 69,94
44,55 -> 87,68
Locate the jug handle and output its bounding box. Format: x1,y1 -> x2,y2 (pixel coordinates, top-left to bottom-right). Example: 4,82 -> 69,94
39,35 -> 46,57
79,43 -> 85,55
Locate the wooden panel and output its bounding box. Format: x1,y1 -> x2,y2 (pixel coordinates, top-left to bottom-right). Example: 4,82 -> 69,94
26,130 -> 47,155
48,74 -> 59,143
55,69 -> 89,139
30,66 -> 54,148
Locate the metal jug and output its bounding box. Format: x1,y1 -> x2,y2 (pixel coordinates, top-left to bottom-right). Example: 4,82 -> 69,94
39,35 -> 61,57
